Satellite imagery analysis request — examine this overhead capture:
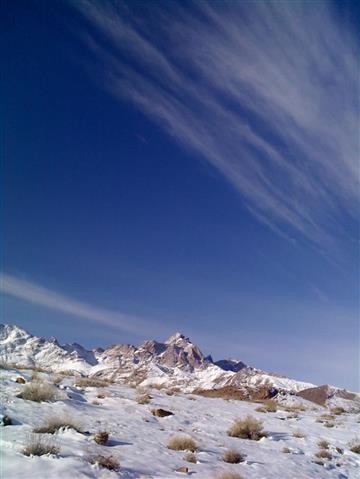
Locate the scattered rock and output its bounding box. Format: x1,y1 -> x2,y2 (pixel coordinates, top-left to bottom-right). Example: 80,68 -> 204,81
15,377 -> 26,384
151,408 -> 174,417
175,466 -> 189,473
1,415 -> 12,426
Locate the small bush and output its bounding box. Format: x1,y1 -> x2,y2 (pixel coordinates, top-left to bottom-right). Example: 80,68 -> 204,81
93,431 -> 109,445
317,439 -> 329,449
17,382 -> 58,402
315,449 -> 332,460
282,447 -> 291,453
223,449 -> 245,464
227,415 -> 266,440
34,416 -> 83,434
316,413 -> 335,423
74,377 -> 111,388
350,441 -> 360,454
283,404 -> 306,412
213,472 -> 243,479
22,435 -> 59,456
183,452 -> 197,463
255,400 -> 277,413
88,454 -> 119,470
292,430 -> 305,438
167,435 -> 197,452
331,406 -> 346,415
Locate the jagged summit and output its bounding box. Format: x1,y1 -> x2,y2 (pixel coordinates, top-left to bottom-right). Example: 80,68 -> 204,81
165,331 -> 187,344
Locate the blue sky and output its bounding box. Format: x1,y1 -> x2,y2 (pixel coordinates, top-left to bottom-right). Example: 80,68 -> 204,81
1,0 -> 359,390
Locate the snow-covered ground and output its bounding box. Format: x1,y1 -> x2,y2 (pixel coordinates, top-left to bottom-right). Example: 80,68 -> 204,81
1,367 -> 359,478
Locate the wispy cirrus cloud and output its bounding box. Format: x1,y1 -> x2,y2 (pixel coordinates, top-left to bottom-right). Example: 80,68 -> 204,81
73,0 -> 359,259
0,273 -> 165,337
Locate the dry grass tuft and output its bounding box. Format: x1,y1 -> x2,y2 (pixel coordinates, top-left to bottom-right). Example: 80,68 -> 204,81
349,441 -> 360,454
255,400 -> 277,413
136,393 -> 152,404
183,452 -> 197,463
282,447 -> 291,453
17,381 -> 58,402
213,472 -> 244,479
223,449 -> 245,464
74,377 -> 112,388
292,430 -> 305,438
93,431 -> 109,445
316,413 -> 335,423
34,416 -> 83,434
283,404 -> 306,412
331,406 -> 346,415
317,439 -> 329,449
315,449 -> 332,460
227,415 -> 266,441
167,435 -> 197,452
22,434 -> 59,456
88,454 -> 119,470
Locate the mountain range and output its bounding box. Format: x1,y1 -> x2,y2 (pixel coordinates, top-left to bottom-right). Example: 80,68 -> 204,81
0,324 -> 354,402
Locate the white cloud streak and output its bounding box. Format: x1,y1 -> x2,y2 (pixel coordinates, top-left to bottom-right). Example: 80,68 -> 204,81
0,273 -> 166,337
73,0 -> 359,259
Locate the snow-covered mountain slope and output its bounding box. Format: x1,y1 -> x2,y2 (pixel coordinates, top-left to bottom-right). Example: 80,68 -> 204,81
0,324 -> 355,400
1,367 -> 359,479
0,324 -> 96,373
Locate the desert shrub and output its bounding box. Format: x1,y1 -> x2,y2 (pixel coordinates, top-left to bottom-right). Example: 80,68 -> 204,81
93,431 -> 109,445
316,413 -> 335,423
282,447 -> 291,453
213,472 -> 243,479
88,454 -> 119,470
315,449 -> 332,460
286,413 -> 298,419
167,435 -> 197,452
34,415 -> 83,434
74,377 -> 111,388
223,449 -> 245,464
255,400 -> 277,413
136,393 -> 152,404
292,430 -> 305,438
183,452 -> 197,463
17,382 -> 58,402
331,406 -> 346,415
227,415 -> 266,440
283,404 -> 306,412
349,441 -> 360,454
22,435 -> 59,456
51,374 -> 63,385
317,439 -> 329,449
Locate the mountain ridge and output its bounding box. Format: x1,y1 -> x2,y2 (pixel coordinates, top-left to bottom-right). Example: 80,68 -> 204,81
1,323 -> 350,398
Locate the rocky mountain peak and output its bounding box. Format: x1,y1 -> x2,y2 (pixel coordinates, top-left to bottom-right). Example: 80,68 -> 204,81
165,332 -> 187,344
